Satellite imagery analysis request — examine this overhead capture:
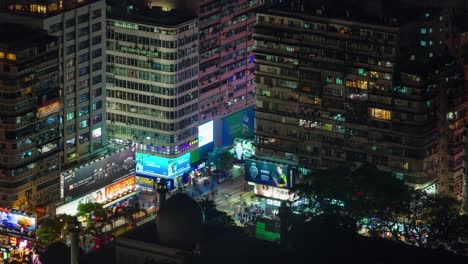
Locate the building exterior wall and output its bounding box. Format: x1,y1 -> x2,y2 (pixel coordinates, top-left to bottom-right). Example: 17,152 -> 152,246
106,16 -> 199,158
253,8 -> 454,190
0,0 -> 108,167
198,0 -> 261,123
0,31 -> 61,209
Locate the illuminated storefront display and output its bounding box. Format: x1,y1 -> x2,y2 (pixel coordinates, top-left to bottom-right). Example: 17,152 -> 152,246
254,184 -> 298,201
245,159 -> 294,189
136,152 -> 191,178
198,120 -> 214,147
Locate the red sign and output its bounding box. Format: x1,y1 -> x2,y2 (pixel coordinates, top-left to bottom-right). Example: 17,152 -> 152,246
105,175 -> 136,199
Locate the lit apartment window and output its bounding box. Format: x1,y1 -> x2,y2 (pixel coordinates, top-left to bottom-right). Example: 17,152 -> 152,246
370,108 -> 391,120
6,53 -> 16,60
66,112 -> 75,121
403,162 -> 409,170
0,52 -> 4,58
66,59 -> 75,68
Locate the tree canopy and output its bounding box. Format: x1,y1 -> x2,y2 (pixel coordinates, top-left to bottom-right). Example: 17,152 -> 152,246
292,163 -> 466,254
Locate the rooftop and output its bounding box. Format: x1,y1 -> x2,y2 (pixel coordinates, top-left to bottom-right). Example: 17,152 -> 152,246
1,0 -> 103,18
108,4 -> 197,27
0,23 -> 55,49
262,0 -> 445,28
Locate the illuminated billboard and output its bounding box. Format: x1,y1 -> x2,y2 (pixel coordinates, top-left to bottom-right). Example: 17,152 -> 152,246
56,188 -> 105,216
0,208 -> 36,238
136,152 -> 191,178
228,138 -> 255,161
61,147 -> 136,200
245,159 -> 293,189
105,175 -> 136,200
56,175 -> 136,216
254,184 -> 298,201
198,120 -> 214,147
222,106 -> 254,146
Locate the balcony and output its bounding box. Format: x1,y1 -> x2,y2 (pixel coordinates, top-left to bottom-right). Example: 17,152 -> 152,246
37,100 -> 62,118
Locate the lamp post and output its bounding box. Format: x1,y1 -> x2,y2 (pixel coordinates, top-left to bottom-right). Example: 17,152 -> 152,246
278,201 -> 289,247
156,179 -> 169,211
68,216 -> 81,264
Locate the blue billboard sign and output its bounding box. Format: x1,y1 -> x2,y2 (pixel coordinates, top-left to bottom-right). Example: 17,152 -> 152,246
136,152 -> 191,178
222,106 -> 255,146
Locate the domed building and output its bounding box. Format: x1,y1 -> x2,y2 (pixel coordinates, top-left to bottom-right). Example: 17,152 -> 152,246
115,193 -> 205,264
156,193 -> 205,249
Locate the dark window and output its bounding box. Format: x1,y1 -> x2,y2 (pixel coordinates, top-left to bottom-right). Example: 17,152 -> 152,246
79,40 -> 89,50
92,22 -> 101,32
78,53 -> 89,63
66,18 -> 75,27
66,45 -> 75,55
92,75 -> 102,85
92,9 -> 102,18
92,61 -> 102,71
92,35 -> 102,45
92,48 -> 102,58
79,67 -> 89,77
78,13 -> 89,24
65,31 -> 75,41
49,22 -> 62,33
78,27 -> 88,37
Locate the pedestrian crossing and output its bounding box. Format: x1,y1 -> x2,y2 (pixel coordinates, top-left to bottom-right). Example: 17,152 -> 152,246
212,178 -> 256,217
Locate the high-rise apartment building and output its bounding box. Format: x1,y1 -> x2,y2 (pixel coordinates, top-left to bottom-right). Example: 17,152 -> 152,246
0,24 -> 60,210
106,2 -> 199,158
253,1 -> 465,193
198,0 -> 261,122
0,0 -> 108,168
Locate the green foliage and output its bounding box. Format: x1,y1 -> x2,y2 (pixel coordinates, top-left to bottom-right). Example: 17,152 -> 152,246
36,219 -> 62,246
36,214 -> 74,246
76,202 -> 108,232
208,148 -> 235,172
292,163 -> 466,254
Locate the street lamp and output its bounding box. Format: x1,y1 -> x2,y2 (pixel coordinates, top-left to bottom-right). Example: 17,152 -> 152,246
156,179 -> 168,210
68,216 -> 81,264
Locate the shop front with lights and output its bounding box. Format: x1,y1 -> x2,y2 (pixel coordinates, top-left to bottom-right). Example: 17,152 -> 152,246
0,209 -> 36,264
0,236 -> 34,264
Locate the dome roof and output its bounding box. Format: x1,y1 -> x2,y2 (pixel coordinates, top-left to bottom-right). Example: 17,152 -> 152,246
156,193 -> 205,249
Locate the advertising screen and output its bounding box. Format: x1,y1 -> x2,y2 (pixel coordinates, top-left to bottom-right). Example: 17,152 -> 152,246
198,120 -> 214,147
136,152 -> 191,178
105,175 -> 136,200
56,187 -> 105,216
245,159 -> 293,189
222,106 -> 254,146
61,147 -> 136,200
229,138 -> 255,161
254,184 -> 298,201
57,175 -> 137,216
0,208 -> 36,238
